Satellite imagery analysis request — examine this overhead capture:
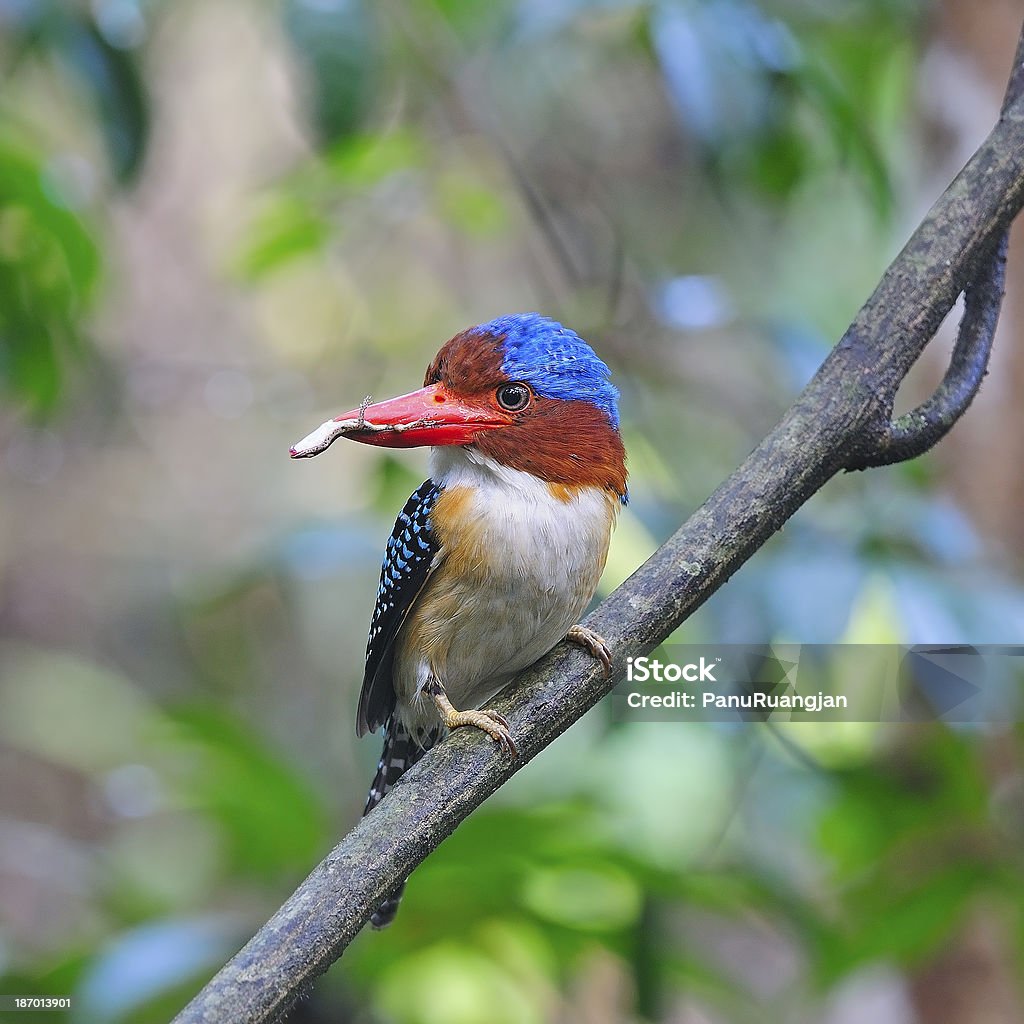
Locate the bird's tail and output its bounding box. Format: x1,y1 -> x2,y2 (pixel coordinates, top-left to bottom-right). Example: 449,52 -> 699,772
363,717 -> 438,928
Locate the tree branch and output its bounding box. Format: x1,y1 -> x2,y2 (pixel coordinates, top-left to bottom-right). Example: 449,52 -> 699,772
845,231 -> 1008,470
174,30 -> 1024,1024
846,32 -> 1024,471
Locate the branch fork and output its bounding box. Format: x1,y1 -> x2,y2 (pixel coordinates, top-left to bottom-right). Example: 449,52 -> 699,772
845,233 -> 1008,472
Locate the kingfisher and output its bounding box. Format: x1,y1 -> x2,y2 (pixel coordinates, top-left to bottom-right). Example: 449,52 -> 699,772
290,313 -> 627,925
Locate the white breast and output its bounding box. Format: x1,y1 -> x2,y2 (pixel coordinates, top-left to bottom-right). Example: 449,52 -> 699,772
393,447 -> 618,731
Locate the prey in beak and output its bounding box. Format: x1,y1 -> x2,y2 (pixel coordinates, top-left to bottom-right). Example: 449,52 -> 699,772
289,383 -> 511,458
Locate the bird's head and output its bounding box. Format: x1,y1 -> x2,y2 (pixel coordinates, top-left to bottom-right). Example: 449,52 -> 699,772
290,313 -> 627,499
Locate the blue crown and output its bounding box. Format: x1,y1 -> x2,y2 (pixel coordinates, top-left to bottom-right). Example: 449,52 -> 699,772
475,313 -> 620,429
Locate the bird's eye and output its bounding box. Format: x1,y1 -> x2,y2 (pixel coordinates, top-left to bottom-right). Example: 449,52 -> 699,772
496,382 -> 531,412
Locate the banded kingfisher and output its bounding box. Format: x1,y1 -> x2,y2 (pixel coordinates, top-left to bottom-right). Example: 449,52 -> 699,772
290,313 -> 627,926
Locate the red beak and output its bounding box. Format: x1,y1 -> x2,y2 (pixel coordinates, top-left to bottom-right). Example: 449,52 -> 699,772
289,383 -> 510,458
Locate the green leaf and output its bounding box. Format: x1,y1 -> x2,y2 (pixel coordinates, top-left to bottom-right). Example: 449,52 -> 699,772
235,131 -> 424,279
799,59 -> 894,219
521,864 -> 642,931
234,194 -> 330,281
433,0 -> 513,44
435,173 -> 509,237
0,134 -> 100,412
323,130 -> 425,187
747,121 -> 809,201
283,0 -> 378,146
162,705 -> 329,878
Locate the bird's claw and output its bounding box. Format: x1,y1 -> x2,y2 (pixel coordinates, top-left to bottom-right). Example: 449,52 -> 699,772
443,707 -> 518,757
429,685 -> 519,757
565,624 -> 612,676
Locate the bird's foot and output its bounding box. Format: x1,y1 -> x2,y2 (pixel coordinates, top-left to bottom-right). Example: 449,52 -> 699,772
565,624 -> 612,676
431,689 -> 518,757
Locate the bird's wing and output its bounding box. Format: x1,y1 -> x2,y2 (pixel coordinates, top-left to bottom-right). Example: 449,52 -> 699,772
356,479 -> 442,736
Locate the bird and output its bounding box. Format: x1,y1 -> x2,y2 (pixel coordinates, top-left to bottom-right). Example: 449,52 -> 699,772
290,313 -> 627,926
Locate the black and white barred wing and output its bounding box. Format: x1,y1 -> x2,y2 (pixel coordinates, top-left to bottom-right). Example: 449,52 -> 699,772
356,479 -> 441,736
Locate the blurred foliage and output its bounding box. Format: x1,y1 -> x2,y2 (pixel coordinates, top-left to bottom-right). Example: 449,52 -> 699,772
646,0 -> 907,212
0,0 -> 150,181
236,131 -> 429,281
0,0 -> 151,415
282,0 -> 379,146
2,1 -> 1023,1023
0,135 -> 100,413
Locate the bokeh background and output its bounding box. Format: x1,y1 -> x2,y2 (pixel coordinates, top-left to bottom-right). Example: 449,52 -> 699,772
2,1 -> 1024,1022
